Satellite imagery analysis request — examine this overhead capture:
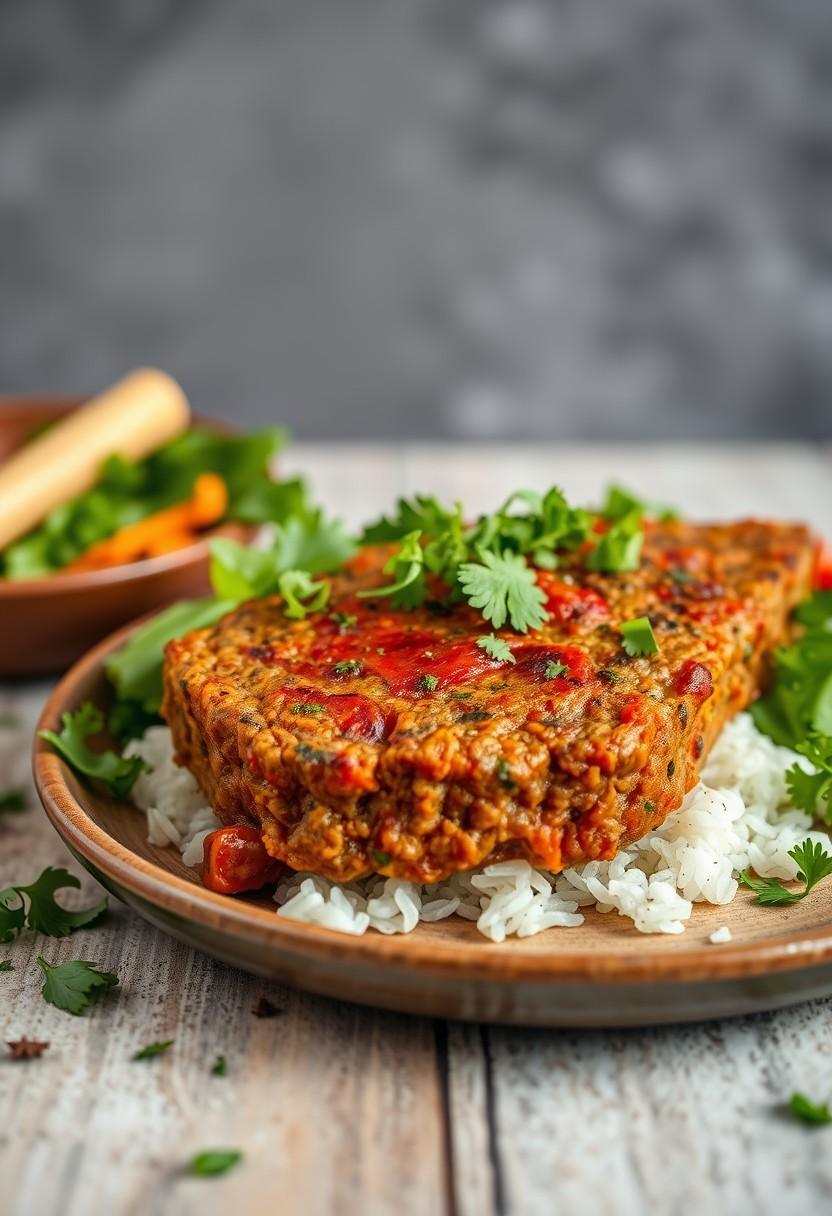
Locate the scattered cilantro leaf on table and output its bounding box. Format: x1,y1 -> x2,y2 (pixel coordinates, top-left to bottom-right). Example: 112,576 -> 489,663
211,1055 -> 227,1076
0,959 -> 12,972
189,1149 -> 243,1177
740,840 -> 832,906
38,703 -> 147,797
132,1040 -> 174,1060
0,789 -> 26,812
789,1092 -> 832,1126
620,616 -> 660,658
9,867 -> 107,938
36,957 -> 118,1015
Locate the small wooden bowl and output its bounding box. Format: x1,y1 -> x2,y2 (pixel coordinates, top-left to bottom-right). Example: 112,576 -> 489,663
32,619 -> 832,1027
0,398 -> 252,676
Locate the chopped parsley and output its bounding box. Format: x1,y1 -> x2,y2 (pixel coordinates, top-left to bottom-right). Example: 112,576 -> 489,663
372,850 -> 391,866
496,759 -> 517,790
189,1150 -> 243,1177
620,616 -> 659,658
0,867 -> 107,942
36,957 -> 118,1016
333,659 -> 364,677
476,634 -> 516,664
644,800 -> 657,815
740,840 -> 832,906
38,703 -> 147,798
788,1092 -> 832,1126
418,674 -> 438,694
289,703 -> 326,715
544,661 -> 567,680
132,1040 -> 174,1060
330,612 -> 357,631
599,668 -> 621,682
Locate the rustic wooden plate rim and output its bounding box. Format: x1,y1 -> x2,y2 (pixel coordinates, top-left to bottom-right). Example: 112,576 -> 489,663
32,619 -> 832,989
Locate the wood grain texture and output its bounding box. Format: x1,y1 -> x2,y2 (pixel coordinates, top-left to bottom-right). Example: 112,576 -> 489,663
3,443 -> 832,1216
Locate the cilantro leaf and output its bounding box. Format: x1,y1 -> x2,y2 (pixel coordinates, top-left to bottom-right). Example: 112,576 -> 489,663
752,592 -> 832,749
460,552 -> 547,633
357,530 -> 427,609
476,634 -> 516,663
789,1092 -> 832,1126
36,956 -> 118,1015
786,736 -> 832,822
0,889 -> 26,943
545,661 -> 567,679
620,616 -> 660,658
601,484 -> 678,523
419,674 -> 439,693
0,959 -> 12,972
189,1149 -> 243,1177
740,839 -> 832,905
39,703 -> 147,797
0,789 -> 26,813
586,511 -> 644,574
133,1040 -> 174,1060
13,868 -> 107,938
277,570 -> 330,620
211,1055 -> 227,1076
361,496 -> 460,545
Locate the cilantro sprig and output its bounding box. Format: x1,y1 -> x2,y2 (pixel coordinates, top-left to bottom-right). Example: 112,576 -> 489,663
476,634 -> 516,663
359,484 -> 653,633
0,867 -> 107,942
739,840 -> 832,906
39,704 -> 147,798
786,736 -> 832,823
751,591 -> 832,749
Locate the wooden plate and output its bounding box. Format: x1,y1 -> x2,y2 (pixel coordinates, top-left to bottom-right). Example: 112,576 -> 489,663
0,398 -> 253,675
33,621 -> 832,1028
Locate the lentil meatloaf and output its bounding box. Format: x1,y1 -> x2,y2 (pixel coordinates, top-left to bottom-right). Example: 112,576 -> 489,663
163,520 -> 815,884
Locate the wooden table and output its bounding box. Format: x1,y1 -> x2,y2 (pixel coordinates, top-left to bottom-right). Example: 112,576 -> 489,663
3,444 -> 832,1216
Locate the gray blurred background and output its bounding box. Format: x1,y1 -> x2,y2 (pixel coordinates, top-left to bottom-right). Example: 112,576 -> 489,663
1,0 -> 831,441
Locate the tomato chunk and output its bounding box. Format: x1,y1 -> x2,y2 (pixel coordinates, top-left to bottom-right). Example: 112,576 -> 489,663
202,825 -> 283,895
815,542 -> 832,591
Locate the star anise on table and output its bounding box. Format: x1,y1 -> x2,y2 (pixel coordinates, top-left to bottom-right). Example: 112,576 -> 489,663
7,1037 -> 50,1060
251,996 -> 282,1019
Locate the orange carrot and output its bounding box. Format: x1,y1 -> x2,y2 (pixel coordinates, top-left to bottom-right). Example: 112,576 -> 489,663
67,473 -> 228,571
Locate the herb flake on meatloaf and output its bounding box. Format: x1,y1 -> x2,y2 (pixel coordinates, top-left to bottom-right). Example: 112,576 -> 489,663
162,519 -> 814,884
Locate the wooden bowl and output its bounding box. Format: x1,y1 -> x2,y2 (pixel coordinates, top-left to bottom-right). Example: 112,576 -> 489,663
33,620 -> 832,1028
0,398 -> 252,675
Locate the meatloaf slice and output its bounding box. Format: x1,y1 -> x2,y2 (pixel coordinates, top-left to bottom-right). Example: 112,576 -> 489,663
162,520 -> 815,884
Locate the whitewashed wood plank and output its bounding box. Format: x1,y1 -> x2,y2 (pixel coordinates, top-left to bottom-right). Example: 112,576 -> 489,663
485,1002 -> 832,1216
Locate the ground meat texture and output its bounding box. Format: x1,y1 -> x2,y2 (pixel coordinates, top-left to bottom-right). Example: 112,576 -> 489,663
162,520 -> 815,884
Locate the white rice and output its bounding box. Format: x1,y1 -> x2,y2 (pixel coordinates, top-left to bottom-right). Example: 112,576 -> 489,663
127,713 -> 827,942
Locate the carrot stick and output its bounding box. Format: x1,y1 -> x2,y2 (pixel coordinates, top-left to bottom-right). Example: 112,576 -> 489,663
66,473 -> 228,571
